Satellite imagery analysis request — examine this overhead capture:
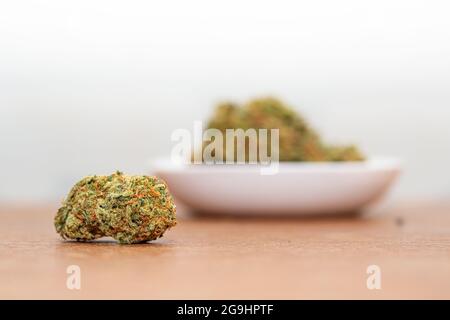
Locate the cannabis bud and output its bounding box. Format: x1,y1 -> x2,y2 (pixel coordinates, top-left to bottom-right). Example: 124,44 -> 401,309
203,97 -> 365,162
55,171 -> 177,244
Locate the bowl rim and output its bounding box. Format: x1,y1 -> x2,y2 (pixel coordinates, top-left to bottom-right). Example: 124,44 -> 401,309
150,156 -> 403,174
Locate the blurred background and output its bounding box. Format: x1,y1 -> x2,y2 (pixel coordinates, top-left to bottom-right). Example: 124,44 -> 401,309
1,0 -> 449,203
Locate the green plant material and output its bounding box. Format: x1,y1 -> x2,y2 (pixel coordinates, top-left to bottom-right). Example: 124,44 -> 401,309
201,97 -> 365,162
55,171 -> 177,244
325,145 -> 365,161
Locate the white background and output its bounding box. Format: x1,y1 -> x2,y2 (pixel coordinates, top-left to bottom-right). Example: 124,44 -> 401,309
1,0 -> 449,201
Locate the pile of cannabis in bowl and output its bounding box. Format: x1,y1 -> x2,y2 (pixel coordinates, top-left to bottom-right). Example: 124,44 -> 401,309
200,97 -> 364,162
54,171 -> 176,244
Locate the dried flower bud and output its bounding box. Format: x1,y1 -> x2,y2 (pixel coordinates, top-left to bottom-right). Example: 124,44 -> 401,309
55,171 -> 176,244
202,97 -> 365,162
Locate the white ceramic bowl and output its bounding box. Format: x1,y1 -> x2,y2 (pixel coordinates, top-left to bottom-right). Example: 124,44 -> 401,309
151,157 -> 401,215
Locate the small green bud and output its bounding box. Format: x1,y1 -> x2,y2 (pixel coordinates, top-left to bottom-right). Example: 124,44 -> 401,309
200,97 -> 365,162
55,171 -> 177,244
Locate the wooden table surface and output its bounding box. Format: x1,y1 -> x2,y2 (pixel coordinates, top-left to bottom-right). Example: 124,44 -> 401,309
0,202 -> 449,299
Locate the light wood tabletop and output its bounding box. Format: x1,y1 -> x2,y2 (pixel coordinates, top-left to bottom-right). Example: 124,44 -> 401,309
0,202 -> 449,299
